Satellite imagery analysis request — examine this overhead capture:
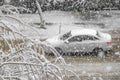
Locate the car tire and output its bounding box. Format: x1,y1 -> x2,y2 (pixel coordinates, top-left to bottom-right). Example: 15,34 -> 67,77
105,49 -> 113,57
93,48 -> 105,58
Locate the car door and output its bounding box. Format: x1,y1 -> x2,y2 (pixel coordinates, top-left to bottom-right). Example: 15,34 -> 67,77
80,35 -> 99,52
66,35 -> 85,53
66,35 -> 99,53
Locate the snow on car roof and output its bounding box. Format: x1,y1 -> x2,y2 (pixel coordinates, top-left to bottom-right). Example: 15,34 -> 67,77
71,29 -> 97,36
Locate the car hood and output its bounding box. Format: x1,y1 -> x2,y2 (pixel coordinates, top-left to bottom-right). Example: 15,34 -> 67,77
46,36 -> 62,45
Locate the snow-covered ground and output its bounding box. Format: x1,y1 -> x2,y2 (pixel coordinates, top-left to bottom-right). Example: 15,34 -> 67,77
60,62 -> 120,75
19,10 -> 120,77
1,10 -> 120,79
20,11 -> 120,78
17,10 -> 120,39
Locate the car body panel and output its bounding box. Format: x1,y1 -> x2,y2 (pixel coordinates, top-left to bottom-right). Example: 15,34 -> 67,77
45,29 -> 112,54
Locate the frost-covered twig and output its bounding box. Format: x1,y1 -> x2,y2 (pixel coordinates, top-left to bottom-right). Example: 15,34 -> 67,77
0,15 -> 81,80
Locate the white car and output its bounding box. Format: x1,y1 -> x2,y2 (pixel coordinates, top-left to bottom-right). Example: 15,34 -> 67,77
46,29 -> 112,57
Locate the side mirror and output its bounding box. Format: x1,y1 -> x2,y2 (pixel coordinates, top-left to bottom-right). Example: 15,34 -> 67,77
64,40 -> 69,44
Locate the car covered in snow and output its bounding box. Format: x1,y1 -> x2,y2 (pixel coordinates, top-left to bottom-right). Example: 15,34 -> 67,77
46,29 -> 112,57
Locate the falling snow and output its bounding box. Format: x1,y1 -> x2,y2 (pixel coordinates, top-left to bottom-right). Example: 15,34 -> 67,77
0,0 -> 120,80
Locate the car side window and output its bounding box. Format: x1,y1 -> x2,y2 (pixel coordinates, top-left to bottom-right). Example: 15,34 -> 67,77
84,35 -> 99,41
68,36 -> 83,42
68,35 -> 98,42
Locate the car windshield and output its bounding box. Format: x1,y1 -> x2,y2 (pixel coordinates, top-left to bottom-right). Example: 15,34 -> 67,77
96,31 -> 103,38
60,31 -> 72,40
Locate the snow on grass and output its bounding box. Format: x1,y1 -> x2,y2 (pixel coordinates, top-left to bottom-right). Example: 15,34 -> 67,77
15,11 -> 120,40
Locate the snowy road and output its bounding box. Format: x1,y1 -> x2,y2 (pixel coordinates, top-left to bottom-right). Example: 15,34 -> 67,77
57,56 -> 120,77
57,61 -> 120,80
64,63 -> 120,75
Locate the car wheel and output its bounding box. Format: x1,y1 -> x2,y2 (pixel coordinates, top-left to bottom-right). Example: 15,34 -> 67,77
55,47 -> 64,56
97,50 -> 105,58
93,48 -> 105,58
105,50 -> 113,57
